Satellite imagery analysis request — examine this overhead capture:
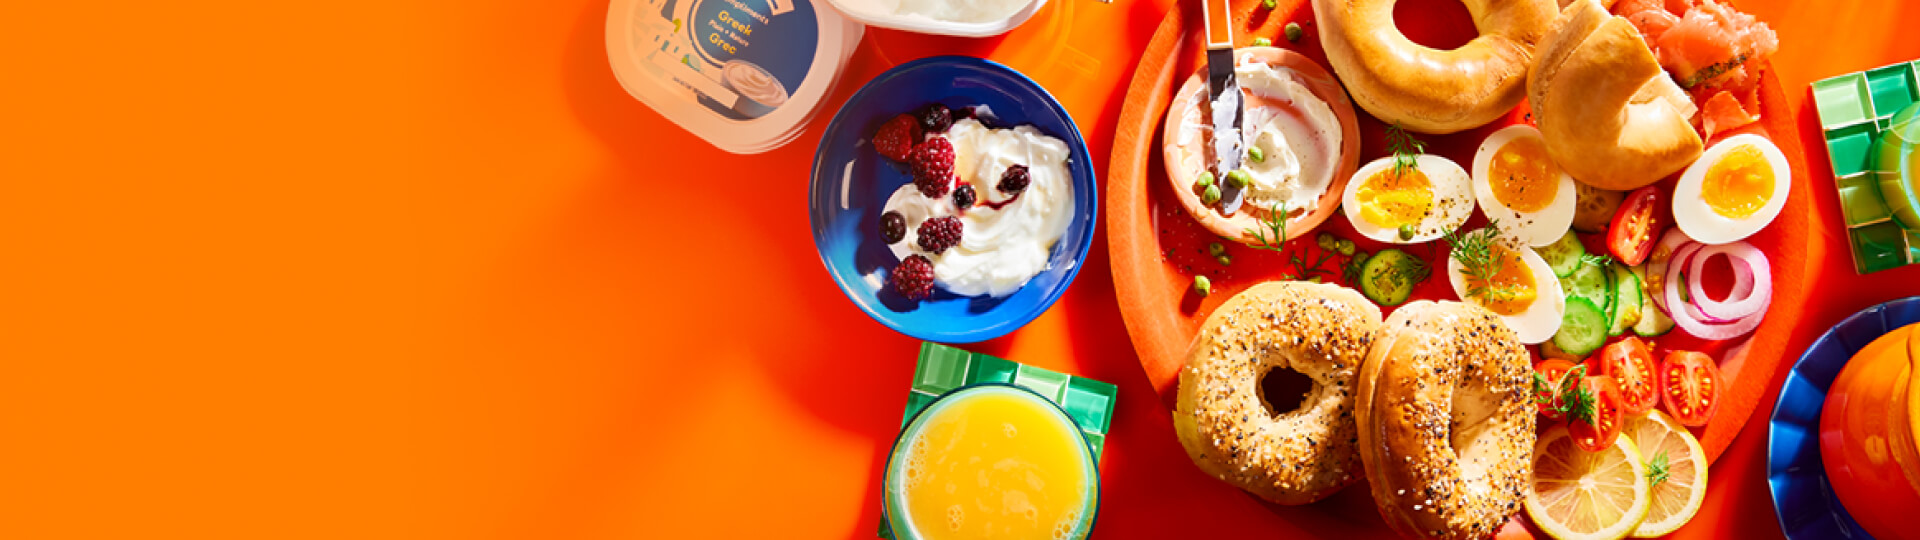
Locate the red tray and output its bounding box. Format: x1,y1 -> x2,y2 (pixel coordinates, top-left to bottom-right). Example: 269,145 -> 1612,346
1106,0 -> 1813,475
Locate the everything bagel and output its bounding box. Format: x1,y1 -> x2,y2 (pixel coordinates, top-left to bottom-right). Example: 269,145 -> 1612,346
1174,281 -> 1384,505
1311,0 -> 1559,134
1355,301 -> 1537,540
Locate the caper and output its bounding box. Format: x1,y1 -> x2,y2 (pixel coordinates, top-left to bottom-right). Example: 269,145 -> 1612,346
1196,171 -> 1214,188
1317,233 -> 1336,250
1398,224 -> 1416,241
1336,239 -> 1356,256
1203,184 -> 1222,205
1193,275 -> 1212,297
1248,146 -> 1265,163
1262,0 -> 1276,9
1285,22 -> 1303,43
1216,254 -> 1233,266
1208,242 -> 1226,257
1251,37 -> 1272,47
1226,169 -> 1251,188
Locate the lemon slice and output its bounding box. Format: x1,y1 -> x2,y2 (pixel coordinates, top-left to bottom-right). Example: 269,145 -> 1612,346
1525,425 -> 1651,540
1626,410 -> 1708,537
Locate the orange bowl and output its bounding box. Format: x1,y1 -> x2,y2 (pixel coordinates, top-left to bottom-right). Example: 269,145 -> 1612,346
1819,323 -> 1920,540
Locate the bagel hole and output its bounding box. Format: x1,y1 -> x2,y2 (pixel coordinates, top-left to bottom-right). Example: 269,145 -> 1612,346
1449,384 -> 1499,485
1257,367 -> 1315,419
1393,0 -> 1478,51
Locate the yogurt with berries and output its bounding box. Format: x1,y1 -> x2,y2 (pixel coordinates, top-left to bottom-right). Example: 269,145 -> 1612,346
881,115 -> 1074,298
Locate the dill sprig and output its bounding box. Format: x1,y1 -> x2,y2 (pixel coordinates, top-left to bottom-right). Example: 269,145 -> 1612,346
1244,202 -> 1289,253
1290,248 -> 1339,282
1646,451 -> 1671,487
1580,253 -> 1615,270
1443,219 -> 1522,302
1385,123 -> 1426,177
1533,364 -> 1596,423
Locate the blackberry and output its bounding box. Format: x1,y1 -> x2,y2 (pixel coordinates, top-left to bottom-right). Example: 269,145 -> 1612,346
953,184 -> 976,209
880,211 -> 907,244
911,138 -> 956,197
998,164 -> 1031,194
917,216 -> 963,254
892,255 -> 935,300
918,104 -> 953,134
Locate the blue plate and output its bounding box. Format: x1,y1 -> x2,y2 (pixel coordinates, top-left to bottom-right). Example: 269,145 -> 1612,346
1768,296 -> 1920,540
808,56 -> 1097,343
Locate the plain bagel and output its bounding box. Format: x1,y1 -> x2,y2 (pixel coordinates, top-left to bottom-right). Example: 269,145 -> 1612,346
1174,281 -> 1383,505
1311,0 -> 1559,134
1356,301 -> 1536,540
1528,0 -> 1703,190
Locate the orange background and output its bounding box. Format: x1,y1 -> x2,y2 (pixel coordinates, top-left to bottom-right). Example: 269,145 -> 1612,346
1,0 -> 1917,538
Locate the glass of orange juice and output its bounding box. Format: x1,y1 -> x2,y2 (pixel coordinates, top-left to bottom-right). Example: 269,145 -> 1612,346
882,384 -> 1100,540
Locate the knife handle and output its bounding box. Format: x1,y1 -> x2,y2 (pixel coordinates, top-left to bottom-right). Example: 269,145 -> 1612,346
1202,0 -> 1234,49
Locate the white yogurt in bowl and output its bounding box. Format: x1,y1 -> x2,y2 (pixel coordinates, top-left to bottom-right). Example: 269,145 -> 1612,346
883,118 -> 1074,297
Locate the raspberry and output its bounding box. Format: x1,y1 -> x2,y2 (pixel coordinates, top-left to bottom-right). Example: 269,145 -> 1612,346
892,255 -> 935,300
917,216 -> 963,254
919,104 -> 953,134
998,164 -> 1031,194
952,184 -> 976,209
873,114 -> 919,162
880,211 -> 906,244
911,138 -> 956,198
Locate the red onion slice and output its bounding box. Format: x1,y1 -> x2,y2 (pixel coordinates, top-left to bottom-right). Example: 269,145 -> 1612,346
1688,242 -> 1769,321
1661,242 -> 1704,317
1646,229 -> 1697,313
1664,241 -> 1770,340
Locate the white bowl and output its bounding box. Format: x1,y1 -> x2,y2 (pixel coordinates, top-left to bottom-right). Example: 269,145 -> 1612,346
823,0 -> 1049,37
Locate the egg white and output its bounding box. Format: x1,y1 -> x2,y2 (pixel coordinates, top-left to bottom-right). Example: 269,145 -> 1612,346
1471,125 -> 1577,247
1445,234 -> 1565,344
1672,133 -> 1791,245
1341,154 -> 1475,244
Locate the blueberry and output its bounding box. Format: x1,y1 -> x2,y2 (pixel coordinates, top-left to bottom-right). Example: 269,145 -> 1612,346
918,104 -> 952,134
881,211 -> 907,244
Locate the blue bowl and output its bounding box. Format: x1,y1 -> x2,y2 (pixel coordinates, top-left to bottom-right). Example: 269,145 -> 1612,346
808,56 -> 1097,343
1767,296 -> 1920,540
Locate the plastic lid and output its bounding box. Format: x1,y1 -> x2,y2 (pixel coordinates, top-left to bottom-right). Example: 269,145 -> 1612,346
823,0 -> 1047,37
606,0 -> 864,154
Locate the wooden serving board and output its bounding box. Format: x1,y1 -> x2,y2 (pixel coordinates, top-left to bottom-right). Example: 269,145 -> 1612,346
1106,0 -> 1813,469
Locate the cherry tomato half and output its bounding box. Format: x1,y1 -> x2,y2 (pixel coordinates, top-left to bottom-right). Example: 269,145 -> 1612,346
1607,185 -> 1666,266
1660,350 -> 1722,427
1593,337 -> 1659,416
1533,359 -> 1580,422
1570,375 -> 1625,453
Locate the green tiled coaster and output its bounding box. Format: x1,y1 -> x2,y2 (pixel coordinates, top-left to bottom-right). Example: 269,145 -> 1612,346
878,342 -> 1118,539
1813,59 -> 1920,273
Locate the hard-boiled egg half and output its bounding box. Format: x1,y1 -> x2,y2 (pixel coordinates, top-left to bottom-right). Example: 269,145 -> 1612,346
1445,230 -> 1564,344
1672,133 -> 1790,244
1341,154 -> 1474,243
1471,125 -> 1576,246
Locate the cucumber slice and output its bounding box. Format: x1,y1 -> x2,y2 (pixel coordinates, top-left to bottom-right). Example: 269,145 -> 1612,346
1539,231 -> 1587,278
1359,249 -> 1426,306
1629,265 -> 1675,336
1607,264 -> 1642,336
1540,339 -> 1584,362
1553,296 -> 1609,357
1573,183 -> 1624,234
1561,261 -> 1610,312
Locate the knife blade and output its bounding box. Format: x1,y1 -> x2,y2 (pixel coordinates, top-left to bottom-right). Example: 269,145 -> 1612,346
1201,0 -> 1246,215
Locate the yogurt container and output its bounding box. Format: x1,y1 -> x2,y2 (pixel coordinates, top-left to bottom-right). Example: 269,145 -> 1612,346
824,0 -> 1047,37
607,0 -> 863,153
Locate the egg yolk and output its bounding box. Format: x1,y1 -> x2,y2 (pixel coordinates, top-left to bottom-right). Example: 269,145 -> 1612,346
1489,137 -> 1558,213
1357,167 -> 1433,229
1467,244 -> 1538,316
1703,144 -> 1774,219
